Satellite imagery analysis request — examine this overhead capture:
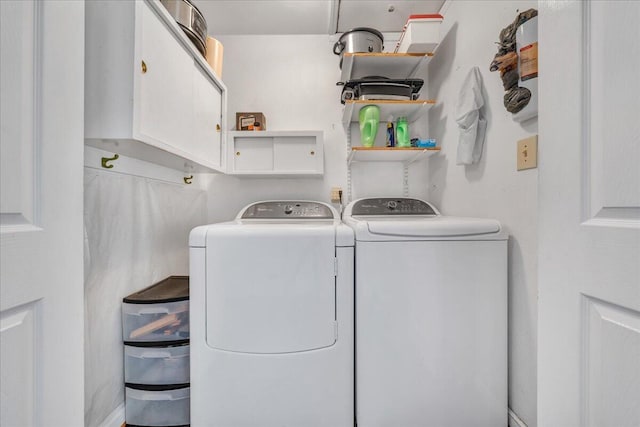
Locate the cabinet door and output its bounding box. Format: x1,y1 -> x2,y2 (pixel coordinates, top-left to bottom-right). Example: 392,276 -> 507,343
232,137 -> 274,171
192,64 -> 222,169
134,1 -> 193,151
273,136 -> 320,172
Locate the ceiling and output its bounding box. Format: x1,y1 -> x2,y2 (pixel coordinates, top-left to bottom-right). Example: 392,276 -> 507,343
193,0 -> 445,36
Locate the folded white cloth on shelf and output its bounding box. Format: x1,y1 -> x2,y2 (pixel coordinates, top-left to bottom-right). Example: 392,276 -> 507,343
455,66 -> 487,165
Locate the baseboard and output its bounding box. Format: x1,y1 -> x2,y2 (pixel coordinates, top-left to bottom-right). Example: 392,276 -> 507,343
99,402 -> 521,427
98,403 -> 125,427
508,408 -> 528,427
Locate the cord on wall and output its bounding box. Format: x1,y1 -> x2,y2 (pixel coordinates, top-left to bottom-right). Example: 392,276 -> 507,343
508,409 -> 528,427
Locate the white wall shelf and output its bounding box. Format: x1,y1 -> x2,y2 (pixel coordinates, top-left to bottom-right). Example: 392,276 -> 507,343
340,53 -> 433,82
342,99 -> 435,131
227,131 -> 324,178
341,53 -> 439,201
348,146 -> 440,165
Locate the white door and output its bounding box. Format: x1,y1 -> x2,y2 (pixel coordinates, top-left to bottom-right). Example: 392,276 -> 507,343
538,2 -> 640,426
0,1 -> 84,426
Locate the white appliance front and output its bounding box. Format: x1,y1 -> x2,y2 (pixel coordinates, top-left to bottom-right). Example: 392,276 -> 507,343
189,201 -> 354,427
343,198 -> 508,427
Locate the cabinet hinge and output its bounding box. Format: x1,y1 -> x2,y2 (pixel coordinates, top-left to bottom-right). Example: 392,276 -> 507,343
334,257 -> 338,276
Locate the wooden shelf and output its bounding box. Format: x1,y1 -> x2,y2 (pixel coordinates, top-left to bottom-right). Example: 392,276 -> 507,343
342,99 -> 435,130
340,53 -> 433,82
348,146 -> 440,165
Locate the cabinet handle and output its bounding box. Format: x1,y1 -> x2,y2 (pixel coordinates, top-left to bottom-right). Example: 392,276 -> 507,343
310,151 -> 315,156
235,151 -> 241,156
141,60 -> 147,74
216,124 -> 221,132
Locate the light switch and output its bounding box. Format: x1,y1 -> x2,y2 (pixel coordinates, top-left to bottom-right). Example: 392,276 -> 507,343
517,135 -> 538,171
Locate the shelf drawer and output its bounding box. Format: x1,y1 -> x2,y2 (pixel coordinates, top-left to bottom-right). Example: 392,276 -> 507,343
125,386 -> 190,426
124,343 -> 190,386
122,300 -> 189,343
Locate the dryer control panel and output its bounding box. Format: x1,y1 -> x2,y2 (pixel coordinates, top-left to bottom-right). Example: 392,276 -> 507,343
241,201 -> 334,219
351,198 -> 438,216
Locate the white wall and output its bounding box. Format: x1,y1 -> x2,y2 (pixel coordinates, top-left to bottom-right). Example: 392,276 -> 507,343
83,169 -> 207,426
203,34 -> 344,222
205,34 -> 430,222
427,1 -> 538,426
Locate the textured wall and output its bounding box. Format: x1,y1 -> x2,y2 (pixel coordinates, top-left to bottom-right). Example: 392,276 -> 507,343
83,169 -> 206,426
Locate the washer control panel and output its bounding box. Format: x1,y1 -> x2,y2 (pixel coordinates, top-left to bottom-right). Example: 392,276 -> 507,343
351,198 -> 437,216
241,201 -> 334,219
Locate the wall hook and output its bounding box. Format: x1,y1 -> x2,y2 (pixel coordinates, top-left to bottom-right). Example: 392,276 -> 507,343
101,154 -> 119,169
184,175 -> 193,184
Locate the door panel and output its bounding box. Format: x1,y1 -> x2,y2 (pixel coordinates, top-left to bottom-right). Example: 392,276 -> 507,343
586,1 -> 640,219
583,297 -> 640,427
0,0 -> 36,227
0,303 -> 37,427
205,226 -> 336,353
538,2 -> 640,426
0,1 -> 84,425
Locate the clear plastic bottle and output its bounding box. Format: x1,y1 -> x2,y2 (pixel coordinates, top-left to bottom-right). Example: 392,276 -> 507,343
396,117 -> 410,147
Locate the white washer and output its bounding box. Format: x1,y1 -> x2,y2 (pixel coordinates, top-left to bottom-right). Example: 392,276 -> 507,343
343,198 -> 508,427
189,201 -> 354,427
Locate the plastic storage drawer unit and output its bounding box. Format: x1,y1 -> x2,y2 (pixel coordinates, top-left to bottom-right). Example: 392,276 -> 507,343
122,276 -> 190,343
124,342 -> 190,386
125,385 -> 190,427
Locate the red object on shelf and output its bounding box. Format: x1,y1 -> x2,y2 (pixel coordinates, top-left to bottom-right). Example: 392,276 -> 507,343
395,14 -> 444,54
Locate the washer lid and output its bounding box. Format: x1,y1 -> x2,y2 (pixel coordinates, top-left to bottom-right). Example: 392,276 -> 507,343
343,198 -> 504,240
363,216 -> 502,238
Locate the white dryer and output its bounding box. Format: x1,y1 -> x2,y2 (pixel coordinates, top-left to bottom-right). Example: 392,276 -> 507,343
343,198 -> 508,427
189,201 -> 354,427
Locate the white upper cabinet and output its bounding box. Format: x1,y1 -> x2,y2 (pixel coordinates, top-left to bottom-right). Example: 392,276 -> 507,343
85,0 -> 226,173
228,131 -> 324,178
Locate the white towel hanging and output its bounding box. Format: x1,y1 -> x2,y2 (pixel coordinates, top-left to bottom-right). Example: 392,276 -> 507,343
455,66 -> 487,165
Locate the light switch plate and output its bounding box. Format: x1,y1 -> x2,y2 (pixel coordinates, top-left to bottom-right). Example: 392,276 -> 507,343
517,135 -> 538,171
